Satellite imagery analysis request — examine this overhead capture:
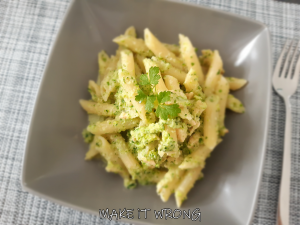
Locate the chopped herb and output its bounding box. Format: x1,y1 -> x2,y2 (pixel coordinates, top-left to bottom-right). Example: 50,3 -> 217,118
145,95 -> 156,112
135,89 -> 147,102
156,104 -> 181,120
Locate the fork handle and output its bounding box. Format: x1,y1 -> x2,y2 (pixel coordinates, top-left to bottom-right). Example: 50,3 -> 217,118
277,97 -> 291,225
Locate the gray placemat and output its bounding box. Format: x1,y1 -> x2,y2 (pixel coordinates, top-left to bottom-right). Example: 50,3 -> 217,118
0,0 -> 300,224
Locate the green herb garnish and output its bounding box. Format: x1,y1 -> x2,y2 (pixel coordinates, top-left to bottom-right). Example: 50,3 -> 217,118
134,66 -> 181,120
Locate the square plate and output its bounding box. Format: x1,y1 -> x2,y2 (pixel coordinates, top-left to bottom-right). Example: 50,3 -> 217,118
22,0 -> 272,224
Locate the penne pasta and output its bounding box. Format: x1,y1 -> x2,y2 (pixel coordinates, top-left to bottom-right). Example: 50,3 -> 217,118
119,50 -> 155,124
85,147 -> 99,160
113,35 -> 153,57
87,118 -> 140,135
106,133 -> 142,180
99,70 -> 118,102
175,167 -> 203,207
204,50 -> 223,96
203,95 -> 220,150
226,94 -> 245,113
216,76 -> 230,136
164,43 -> 180,56
134,54 -> 146,73
157,168 -> 185,202
143,58 -> 168,93
79,100 -> 118,116
124,26 -> 136,37
92,135 -> 135,187
97,50 -> 110,84
144,28 -> 187,71
179,145 -> 211,169
152,56 -> 186,83
226,77 -> 247,91
179,34 -> 204,85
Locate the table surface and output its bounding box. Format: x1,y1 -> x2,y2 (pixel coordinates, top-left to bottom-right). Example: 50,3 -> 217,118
1,0 -> 300,224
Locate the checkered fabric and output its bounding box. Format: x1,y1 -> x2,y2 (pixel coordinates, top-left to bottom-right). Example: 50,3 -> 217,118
0,0 -> 300,224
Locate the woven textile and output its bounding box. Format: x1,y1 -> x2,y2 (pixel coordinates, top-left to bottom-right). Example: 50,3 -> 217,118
0,0 -> 300,224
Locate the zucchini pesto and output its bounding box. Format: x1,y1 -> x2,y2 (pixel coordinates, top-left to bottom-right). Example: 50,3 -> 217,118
80,26 -> 247,207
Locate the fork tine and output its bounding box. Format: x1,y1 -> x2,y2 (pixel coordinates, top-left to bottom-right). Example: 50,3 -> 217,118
287,40 -> 300,79
281,40 -> 294,77
292,43 -> 300,84
274,40 -> 289,78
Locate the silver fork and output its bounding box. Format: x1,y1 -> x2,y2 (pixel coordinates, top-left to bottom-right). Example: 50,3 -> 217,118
273,40 -> 300,225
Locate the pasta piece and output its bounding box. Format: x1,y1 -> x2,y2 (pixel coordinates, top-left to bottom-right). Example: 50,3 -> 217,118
199,49 -> 214,75
204,50 -> 223,96
106,133 -> 142,180
147,170 -> 167,184
157,168 -> 185,202
119,50 -> 155,124
151,57 -> 186,83
92,135 -> 135,187
187,131 -> 202,149
176,128 -> 188,143
203,95 -> 220,150
175,167 -> 203,207
137,143 -> 159,168
226,94 -> 245,113
179,34 -> 204,85
143,58 -> 168,93
134,62 -> 142,84
163,75 -> 192,121
120,50 -> 135,77
79,100 -> 118,116
191,100 -> 207,118
178,106 -> 193,121
88,80 -> 102,102
87,118 -> 140,135
134,54 -> 146,73
158,125 -> 180,158
113,35 -> 153,57
162,155 -> 184,169
124,26 -> 136,37
163,75 -> 186,98
187,120 -> 200,135
97,50 -> 110,84
216,77 -> 230,136
101,55 -> 119,81
144,28 -> 186,71
183,68 -> 205,98
226,77 -> 247,91
163,75 -> 180,90
179,146 -> 211,169
138,169 -> 167,185
85,147 -> 99,160
99,70 -> 118,102
164,43 -> 180,56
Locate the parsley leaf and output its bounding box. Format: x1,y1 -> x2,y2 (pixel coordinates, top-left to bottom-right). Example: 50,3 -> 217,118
145,95 -> 156,112
135,89 -> 147,102
135,67 -> 181,119
139,74 -> 150,85
155,104 -> 181,120
157,91 -> 171,104
149,66 -> 160,85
